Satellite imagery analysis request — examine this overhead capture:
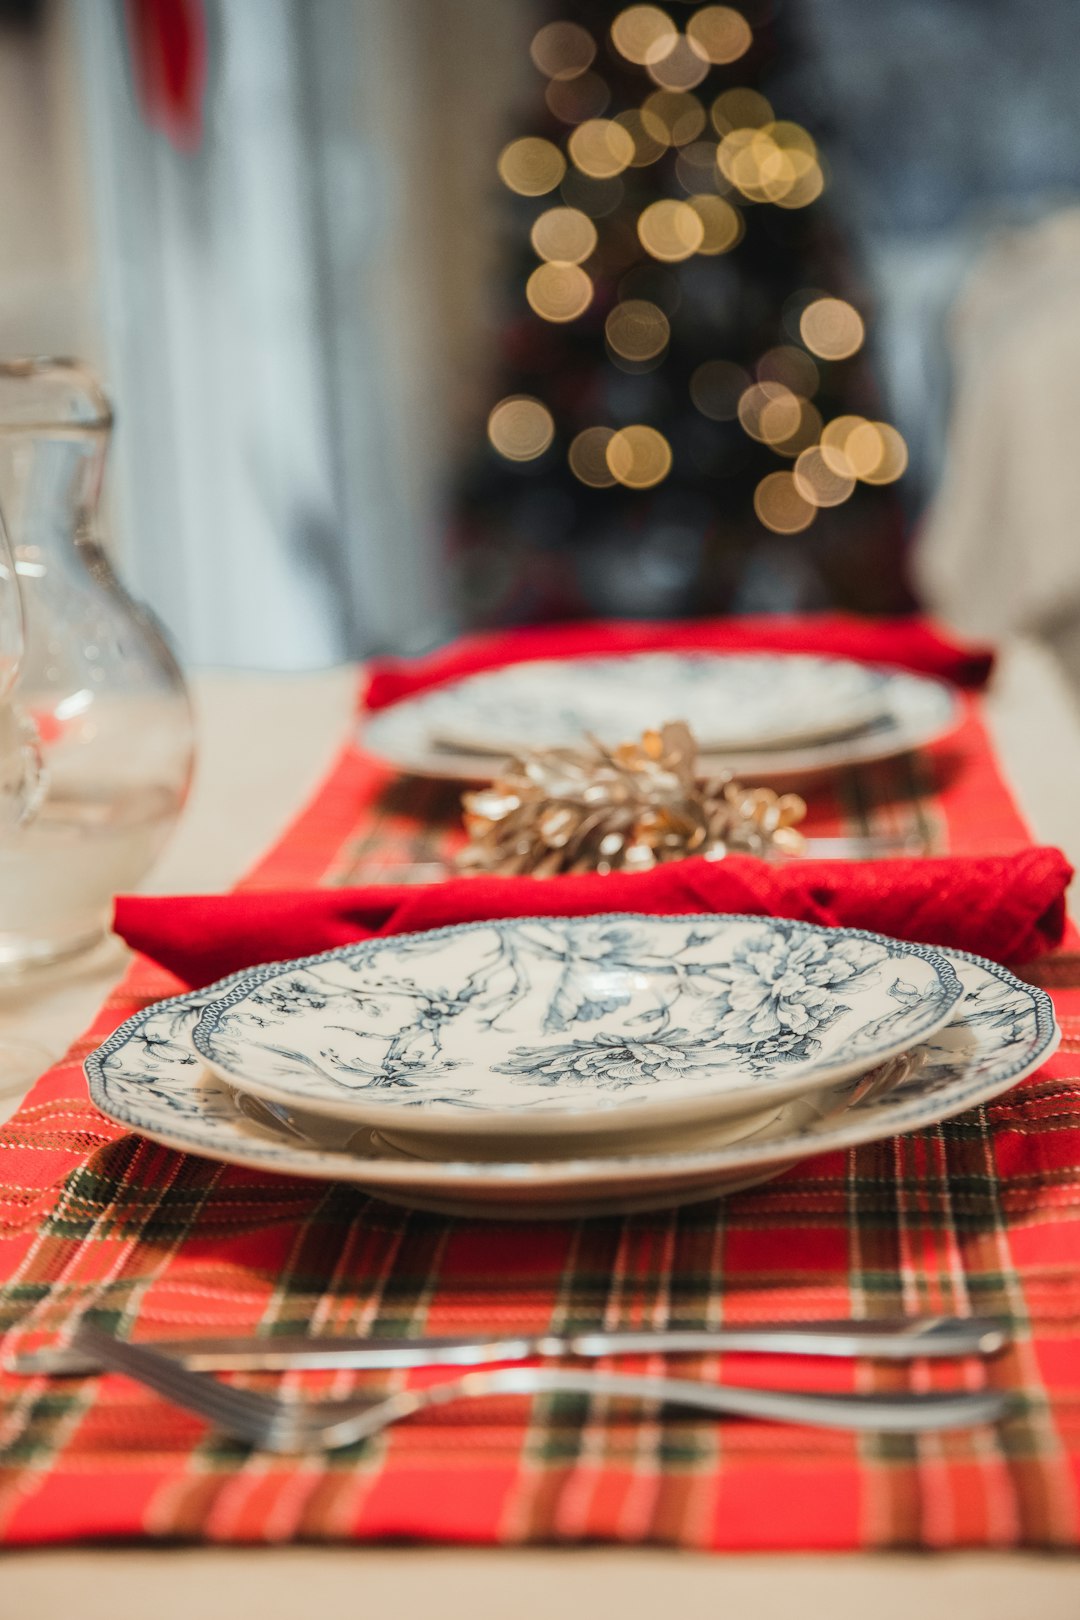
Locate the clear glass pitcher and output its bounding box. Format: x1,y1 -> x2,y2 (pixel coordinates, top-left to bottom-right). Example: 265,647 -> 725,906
0,358 -> 195,969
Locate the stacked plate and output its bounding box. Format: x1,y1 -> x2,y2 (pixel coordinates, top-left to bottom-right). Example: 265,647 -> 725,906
361,651 -> 962,781
87,913 -> 1058,1220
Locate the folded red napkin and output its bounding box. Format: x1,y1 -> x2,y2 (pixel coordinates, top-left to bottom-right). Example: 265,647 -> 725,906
364,614 -> 995,712
114,847 -> 1070,989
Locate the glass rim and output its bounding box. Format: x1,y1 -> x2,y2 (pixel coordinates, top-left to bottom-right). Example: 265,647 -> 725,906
0,357 -> 113,435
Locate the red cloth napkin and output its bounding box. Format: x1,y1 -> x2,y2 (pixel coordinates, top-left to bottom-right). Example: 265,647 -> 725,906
113,847 -> 1071,988
364,614 -> 995,711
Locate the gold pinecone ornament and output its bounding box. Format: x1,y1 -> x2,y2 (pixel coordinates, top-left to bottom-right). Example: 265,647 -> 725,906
459,722 -> 806,877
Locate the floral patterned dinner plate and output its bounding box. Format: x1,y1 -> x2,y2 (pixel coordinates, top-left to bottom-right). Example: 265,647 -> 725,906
187,915 -> 963,1146
84,949 -> 1057,1220
401,653 -> 890,754
361,660 -> 960,784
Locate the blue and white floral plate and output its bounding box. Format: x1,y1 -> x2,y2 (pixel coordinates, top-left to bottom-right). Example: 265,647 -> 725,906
361,658 -> 960,784
84,949 -> 1058,1220
185,916 -> 964,1151
402,653 -> 890,755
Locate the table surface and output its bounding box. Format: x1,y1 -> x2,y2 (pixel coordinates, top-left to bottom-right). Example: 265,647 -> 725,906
4,641 -> 1080,1614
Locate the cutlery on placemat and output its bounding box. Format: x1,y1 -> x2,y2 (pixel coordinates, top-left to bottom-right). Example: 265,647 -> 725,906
60,1323 -> 1012,1452
7,1315 -> 1010,1379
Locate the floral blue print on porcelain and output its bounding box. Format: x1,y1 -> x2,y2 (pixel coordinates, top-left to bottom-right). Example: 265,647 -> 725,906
186,914 -> 964,1141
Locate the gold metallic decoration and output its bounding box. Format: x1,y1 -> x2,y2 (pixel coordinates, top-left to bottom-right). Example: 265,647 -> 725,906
610,5 -> 678,66
497,137 -> 566,196
568,426 -> 618,487
530,206 -> 598,265
686,193 -> 743,254
607,424 -> 674,487
641,89 -> 706,146
605,299 -> 671,362
487,397 -> 556,462
793,446 -> 857,507
799,297 -> 865,360
568,117 -> 636,178
690,359 -> 750,421
458,722 -> 807,877
754,470 -> 816,534
546,72 -> 612,125
686,6 -> 753,65
637,197 -> 705,260
530,20 -> 596,79
526,262 -> 594,323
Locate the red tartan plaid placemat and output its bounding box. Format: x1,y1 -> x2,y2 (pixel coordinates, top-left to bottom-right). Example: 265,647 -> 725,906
1,692 -> 1079,1549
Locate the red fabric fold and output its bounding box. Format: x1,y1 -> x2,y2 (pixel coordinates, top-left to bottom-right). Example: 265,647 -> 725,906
364,614 -> 995,712
113,847 -> 1071,988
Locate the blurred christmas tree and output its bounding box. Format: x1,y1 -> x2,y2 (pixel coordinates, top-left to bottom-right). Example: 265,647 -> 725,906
451,0 -> 913,627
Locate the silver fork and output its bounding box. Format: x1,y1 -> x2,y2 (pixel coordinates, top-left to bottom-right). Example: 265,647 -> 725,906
72,1323 -> 1011,1454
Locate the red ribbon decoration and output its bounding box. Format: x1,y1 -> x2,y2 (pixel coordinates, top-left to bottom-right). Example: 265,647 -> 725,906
124,0 -> 208,154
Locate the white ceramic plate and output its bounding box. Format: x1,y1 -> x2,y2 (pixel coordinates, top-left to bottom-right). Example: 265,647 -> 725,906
362,660 -> 960,784
85,950 -> 1058,1219
187,915 -> 963,1148
405,653 -> 891,755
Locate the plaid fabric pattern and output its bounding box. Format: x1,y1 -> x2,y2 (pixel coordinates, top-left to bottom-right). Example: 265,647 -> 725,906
1,693 -> 1079,1548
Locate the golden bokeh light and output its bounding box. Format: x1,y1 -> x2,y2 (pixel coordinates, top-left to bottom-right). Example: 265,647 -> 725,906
610,5 -> 678,65
768,398 -> 823,458
637,197 -> 705,260
820,415 -> 866,474
675,139 -> 728,194
686,193 -> 743,254
646,36 -> 711,91
738,381 -> 801,443
526,262 -> 594,322
690,359 -> 750,420
614,108 -> 668,166
840,420 -> 885,478
487,396 -> 556,461
607,423 -> 674,488
710,87 -> 773,134
641,89 -> 707,147
758,345 -> 819,397
569,425 -> 618,487
530,21 -> 596,80
771,159 -> 825,210
754,471 -> 816,534
568,117 -> 636,178
854,422 -> 909,484
686,6 -> 753,64
717,125 -> 821,205
793,446 -> 857,507
800,297 -> 865,360
605,299 -> 671,362
497,137 -> 566,196
530,206 -> 598,265
560,169 -> 625,217
545,72 -> 612,125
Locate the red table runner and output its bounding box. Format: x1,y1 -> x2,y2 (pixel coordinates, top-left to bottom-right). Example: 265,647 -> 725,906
1,691 -> 1079,1548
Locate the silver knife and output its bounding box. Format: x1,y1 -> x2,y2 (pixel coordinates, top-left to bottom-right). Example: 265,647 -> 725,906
6,1315 -> 1009,1378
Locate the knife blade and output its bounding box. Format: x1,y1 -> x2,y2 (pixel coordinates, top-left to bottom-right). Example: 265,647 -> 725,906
5,1315 -> 1010,1378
